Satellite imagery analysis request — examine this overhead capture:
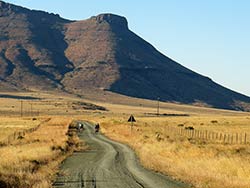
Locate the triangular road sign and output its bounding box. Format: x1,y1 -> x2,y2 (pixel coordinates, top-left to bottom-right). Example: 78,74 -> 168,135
128,115 -> 136,122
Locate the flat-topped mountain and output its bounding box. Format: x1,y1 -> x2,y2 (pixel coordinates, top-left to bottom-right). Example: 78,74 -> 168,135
0,0 -> 250,111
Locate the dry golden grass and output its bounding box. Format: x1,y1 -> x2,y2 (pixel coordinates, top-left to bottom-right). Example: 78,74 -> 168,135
0,117 -> 42,141
1,91 -> 250,188
0,91 -> 105,117
0,117 -> 81,188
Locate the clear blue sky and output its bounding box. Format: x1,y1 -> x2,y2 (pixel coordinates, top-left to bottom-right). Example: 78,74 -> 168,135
5,0 -> 250,96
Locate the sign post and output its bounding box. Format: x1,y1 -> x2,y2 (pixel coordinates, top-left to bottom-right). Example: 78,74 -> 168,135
128,115 -> 136,132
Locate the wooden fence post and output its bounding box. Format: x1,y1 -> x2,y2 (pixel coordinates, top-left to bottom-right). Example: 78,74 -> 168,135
244,133 -> 247,144
223,134 -> 226,143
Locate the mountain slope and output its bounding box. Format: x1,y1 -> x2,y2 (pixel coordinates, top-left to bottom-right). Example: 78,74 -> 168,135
0,0 -> 72,90
0,1 -> 250,111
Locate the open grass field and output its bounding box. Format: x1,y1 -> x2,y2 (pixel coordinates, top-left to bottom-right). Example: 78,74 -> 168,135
0,117 -> 42,142
0,92 -> 86,188
0,116 -> 83,187
0,91 -> 250,188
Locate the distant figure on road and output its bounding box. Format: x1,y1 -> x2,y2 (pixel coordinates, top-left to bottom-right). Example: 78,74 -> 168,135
95,123 -> 100,133
78,123 -> 84,131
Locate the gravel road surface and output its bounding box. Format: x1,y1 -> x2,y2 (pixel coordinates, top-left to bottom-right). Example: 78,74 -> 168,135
53,121 -> 189,188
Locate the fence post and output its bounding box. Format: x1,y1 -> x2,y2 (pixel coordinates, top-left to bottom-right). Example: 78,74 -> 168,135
223,134 -> 226,143
244,133 -> 247,144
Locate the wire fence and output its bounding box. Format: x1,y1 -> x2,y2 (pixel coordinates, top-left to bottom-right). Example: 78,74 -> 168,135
0,118 -> 51,146
165,125 -> 249,144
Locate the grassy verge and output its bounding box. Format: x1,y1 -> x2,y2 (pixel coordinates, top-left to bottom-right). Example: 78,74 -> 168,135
0,117 -> 82,188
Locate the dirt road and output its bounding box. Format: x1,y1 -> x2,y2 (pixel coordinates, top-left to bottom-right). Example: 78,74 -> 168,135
53,122 -> 189,188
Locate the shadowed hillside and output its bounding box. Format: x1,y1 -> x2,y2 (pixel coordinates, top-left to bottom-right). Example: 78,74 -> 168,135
0,0 -> 250,111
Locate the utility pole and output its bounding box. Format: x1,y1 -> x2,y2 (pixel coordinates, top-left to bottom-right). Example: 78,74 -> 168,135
157,97 -> 160,116
21,100 -> 23,117
30,103 -> 33,117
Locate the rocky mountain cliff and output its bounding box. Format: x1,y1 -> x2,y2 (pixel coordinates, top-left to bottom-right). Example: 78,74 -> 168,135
0,1 -> 250,111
